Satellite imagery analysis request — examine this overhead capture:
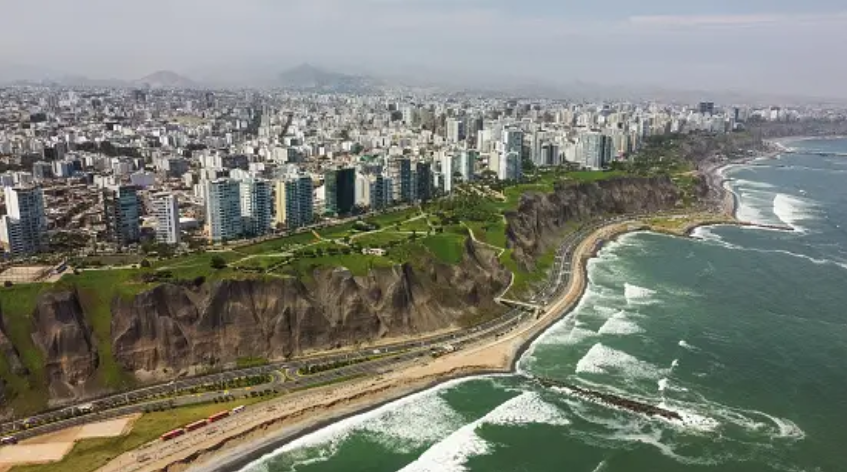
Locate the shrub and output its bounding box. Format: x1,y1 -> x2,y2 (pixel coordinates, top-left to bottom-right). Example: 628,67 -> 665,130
210,256 -> 227,270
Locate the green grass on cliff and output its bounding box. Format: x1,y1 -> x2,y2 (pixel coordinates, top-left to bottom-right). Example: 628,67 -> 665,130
465,221 -> 508,249
61,270 -> 142,392
236,232 -> 318,255
364,208 -> 421,228
0,283 -> 49,414
422,234 -> 466,264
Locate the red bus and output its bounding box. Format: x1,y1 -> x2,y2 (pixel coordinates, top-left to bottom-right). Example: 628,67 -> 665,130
185,420 -> 208,432
207,411 -> 230,423
160,429 -> 185,441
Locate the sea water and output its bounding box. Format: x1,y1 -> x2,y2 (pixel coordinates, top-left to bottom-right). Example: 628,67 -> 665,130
239,138 -> 847,472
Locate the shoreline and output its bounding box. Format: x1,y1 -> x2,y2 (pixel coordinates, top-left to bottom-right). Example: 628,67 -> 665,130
98,171 -> 772,472
98,220 -> 634,472
193,217 -> 736,472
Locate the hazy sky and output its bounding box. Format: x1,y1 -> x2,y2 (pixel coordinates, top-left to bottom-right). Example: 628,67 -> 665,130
1,0 -> 845,97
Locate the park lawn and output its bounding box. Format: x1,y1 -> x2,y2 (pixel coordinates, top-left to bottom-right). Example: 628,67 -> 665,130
10,398 -> 269,472
422,234 -> 466,265
398,217 -> 431,233
236,232 -> 318,255
364,208 -> 420,228
355,232 -> 414,248
233,255 -> 289,271
316,222 -> 357,240
151,251 -> 243,281
566,170 -> 626,182
282,252 -> 395,279
72,254 -> 144,268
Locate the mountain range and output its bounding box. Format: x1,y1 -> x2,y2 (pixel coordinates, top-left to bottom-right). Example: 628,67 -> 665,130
0,62 -> 843,106
277,63 -> 383,93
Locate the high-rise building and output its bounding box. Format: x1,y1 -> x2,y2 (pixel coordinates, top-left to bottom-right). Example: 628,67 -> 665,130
355,172 -> 371,208
240,179 -> 272,237
325,168 -> 356,216
386,158 -> 412,203
32,161 -> 53,181
446,118 -> 465,144
439,153 -> 453,193
369,174 -> 391,211
103,185 -> 140,246
699,102 -> 715,115
499,128 -> 524,181
415,161 -> 433,203
275,176 -> 314,230
0,186 -> 46,257
152,193 -> 180,245
458,150 -> 477,181
580,133 -> 612,170
540,143 -> 561,167
397,158 -> 412,203
205,179 -> 242,242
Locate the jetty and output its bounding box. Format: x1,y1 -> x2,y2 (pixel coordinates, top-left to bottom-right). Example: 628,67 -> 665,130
534,377 -> 683,422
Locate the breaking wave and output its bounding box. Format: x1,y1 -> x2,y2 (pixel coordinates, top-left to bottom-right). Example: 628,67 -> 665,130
397,392 -> 569,472
575,343 -> 662,379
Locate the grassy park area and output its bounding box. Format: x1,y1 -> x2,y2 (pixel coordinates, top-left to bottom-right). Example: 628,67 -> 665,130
0,166 -> 660,415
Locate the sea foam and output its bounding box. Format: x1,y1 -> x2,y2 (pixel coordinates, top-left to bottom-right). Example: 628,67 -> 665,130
575,343 -> 661,379
678,340 -> 698,351
624,283 -> 657,304
397,392 -> 569,472
598,311 -> 644,336
240,377 -> 477,471
772,193 -> 816,232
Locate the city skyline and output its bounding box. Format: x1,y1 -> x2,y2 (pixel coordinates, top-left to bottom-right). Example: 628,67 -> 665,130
0,0 -> 844,99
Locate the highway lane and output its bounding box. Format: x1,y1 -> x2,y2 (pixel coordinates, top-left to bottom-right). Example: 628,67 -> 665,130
0,215 -> 630,441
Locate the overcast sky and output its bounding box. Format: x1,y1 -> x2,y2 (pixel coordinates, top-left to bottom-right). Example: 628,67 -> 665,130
1,0 -> 845,97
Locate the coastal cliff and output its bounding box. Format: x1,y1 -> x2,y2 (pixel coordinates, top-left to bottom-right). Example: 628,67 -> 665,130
506,176 -> 683,268
30,291 -> 100,400
0,238 -> 508,406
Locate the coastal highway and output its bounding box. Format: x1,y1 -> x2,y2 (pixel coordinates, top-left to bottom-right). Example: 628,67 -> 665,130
0,215 -> 635,442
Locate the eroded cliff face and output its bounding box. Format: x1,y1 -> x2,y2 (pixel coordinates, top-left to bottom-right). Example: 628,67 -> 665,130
30,291 -> 99,399
506,176 -> 682,268
111,239 -> 508,380
0,311 -> 27,378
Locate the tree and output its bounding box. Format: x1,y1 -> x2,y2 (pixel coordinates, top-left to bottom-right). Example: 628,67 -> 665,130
210,256 -> 227,270
140,259 -> 151,268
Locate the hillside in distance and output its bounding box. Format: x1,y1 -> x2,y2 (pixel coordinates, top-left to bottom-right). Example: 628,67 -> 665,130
134,70 -> 200,89
278,63 -> 382,93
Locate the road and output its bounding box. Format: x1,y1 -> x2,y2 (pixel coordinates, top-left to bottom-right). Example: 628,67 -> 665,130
0,214 -> 643,441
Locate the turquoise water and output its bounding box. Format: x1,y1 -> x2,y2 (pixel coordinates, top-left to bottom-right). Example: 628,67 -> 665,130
240,138 -> 847,472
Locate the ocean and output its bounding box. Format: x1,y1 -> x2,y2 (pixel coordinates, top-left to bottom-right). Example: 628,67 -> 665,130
238,137 -> 847,472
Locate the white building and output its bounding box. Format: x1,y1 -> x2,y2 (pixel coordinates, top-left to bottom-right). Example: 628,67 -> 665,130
499,128 -> 523,181
206,179 -> 242,242
152,193 -> 180,245
0,186 -> 46,257
446,118 -> 464,144
355,172 -> 372,207
240,179 -> 272,237
440,153 -> 453,193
